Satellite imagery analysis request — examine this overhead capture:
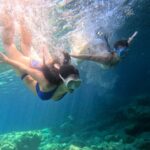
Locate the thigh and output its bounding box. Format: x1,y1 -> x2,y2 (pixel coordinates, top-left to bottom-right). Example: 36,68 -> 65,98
4,44 -> 30,66
23,75 -> 37,95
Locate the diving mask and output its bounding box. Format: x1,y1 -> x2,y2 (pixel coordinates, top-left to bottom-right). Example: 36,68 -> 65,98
113,46 -> 128,57
59,74 -> 81,92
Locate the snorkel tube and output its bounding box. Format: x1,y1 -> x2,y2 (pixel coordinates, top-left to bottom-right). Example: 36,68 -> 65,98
128,31 -> 138,44
113,31 -> 138,58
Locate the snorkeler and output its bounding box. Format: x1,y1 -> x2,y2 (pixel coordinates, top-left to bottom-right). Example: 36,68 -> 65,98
70,31 -> 138,67
0,10 -> 81,101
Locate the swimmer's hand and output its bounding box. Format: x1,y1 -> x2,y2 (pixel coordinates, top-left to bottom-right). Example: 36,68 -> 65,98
70,51 -> 79,57
0,52 -> 9,63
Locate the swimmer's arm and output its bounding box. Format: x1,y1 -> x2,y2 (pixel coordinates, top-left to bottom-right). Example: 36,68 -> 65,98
103,34 -> 112,52
127,31 -> 138,44
71,54 -> 92,60
70,54 -> 111,63
0,53 -> 47,85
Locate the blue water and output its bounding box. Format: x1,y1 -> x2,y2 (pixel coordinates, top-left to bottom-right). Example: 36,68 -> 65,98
0,0 -> 149,140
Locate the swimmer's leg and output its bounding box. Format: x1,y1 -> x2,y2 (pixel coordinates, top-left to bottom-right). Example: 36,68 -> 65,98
22,75 -> 37,95
1,11 -> 30,66
19,16 -> 32,57
1,11 -> 38,95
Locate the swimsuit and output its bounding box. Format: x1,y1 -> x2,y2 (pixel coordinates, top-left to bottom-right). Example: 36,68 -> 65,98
30,59 -> 42,70
21,73 -> 66,101
20,52 -> 66,100
35,83 -> 58,100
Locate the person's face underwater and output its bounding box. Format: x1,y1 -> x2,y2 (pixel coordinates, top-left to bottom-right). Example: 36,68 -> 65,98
114,46 -> 128,58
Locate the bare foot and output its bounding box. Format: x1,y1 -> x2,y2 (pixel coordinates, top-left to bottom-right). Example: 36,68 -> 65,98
0,10 -> 14,29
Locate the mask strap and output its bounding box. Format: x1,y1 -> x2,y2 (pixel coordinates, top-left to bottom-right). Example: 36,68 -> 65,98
59,74 -> 65,82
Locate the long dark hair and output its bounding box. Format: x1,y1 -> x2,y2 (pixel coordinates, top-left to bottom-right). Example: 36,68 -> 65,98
42,64 -> 79,85
114,40 -> 129,49
42,64 -> 61,85
41,50 -> 79,85
59,64 -> 79,78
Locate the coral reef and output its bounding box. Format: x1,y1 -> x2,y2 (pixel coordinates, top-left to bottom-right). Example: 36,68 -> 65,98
124,95 -> 150,136
0,95 -> 149,150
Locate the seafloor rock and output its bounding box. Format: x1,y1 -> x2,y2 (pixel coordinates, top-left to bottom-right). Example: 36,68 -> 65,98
123,135 -> 135,144
125,124 -> 143,136
125,95 -> 150,118
124,95 -> 150,136
41,143 -> 67,150
69,144 -> 81,150
40,128 -> 53,143
16,132 -> 41,150
104,134 -> 121,142
136,95 -> 150,106
136,140 -> 150,150
68,134 -> 86,147
82,147 -> 92,150
0,95 -> 149,150
0,142 -> 16,150
91,141 -> 123,150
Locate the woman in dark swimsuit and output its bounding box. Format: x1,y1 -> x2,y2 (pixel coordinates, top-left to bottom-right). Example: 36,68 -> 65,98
0,10 -> 81,101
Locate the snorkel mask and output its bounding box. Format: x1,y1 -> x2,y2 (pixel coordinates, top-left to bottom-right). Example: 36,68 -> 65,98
113,46 -> 128,58
59,74 -> 81,92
